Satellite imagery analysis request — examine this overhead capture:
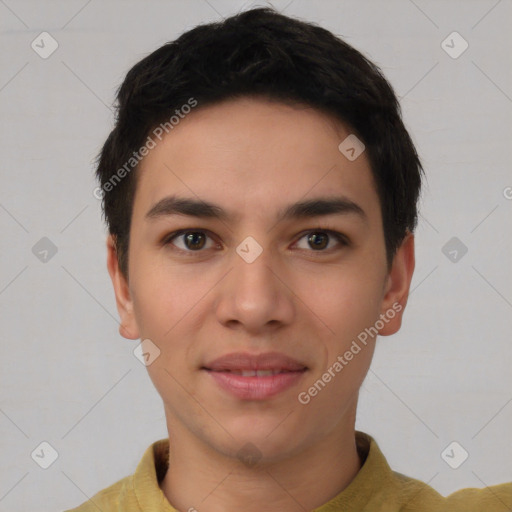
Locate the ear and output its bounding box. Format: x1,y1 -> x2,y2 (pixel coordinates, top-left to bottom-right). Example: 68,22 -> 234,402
378,232 -> 415,336
106,234 -> 140,340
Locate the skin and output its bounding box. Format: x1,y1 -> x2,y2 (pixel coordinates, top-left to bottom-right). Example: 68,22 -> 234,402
106,97 -> 415,512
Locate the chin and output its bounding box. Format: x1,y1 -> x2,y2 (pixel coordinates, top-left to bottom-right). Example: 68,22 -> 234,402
225,415 -> 306,455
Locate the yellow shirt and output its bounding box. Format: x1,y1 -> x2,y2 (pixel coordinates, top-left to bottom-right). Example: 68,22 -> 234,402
65,431 -> 511,511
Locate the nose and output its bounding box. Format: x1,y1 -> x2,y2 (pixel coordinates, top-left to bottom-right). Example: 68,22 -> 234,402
214,239 -> 295,334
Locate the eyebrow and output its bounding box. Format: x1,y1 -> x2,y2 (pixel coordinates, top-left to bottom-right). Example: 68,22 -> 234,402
145,194 -> 367,224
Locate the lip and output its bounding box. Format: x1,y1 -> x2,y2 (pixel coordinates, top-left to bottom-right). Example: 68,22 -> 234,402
203,351 -> 307,372
202,352 -> 308,400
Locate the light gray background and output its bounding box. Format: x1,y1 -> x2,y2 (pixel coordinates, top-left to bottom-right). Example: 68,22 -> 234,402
1,1 -> 511,511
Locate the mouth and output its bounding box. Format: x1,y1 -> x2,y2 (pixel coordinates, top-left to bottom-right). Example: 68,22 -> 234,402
201,352 -> 308,400
203,369 -> 305,376
202,351 -> 308,372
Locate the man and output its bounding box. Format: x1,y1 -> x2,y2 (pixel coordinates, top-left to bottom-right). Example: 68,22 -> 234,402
68,7 -> 511,511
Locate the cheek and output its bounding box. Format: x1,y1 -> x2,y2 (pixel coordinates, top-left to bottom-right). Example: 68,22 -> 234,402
129,256 -> 213,386
299,265 -> 385,341
297,272 -> 380,420
129,251 -> 209,337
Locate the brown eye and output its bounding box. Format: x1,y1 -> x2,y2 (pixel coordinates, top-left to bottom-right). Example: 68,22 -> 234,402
294,229 -> 348,253
307,232 -> 329,250
164,230 -> 216,252
183,232 -> 206,250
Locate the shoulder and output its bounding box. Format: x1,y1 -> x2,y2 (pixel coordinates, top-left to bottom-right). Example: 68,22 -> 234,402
443,481 -> 512,511
391,471 -> 512,511
391,470 -> 445,509
62,438 -> 168,512
63,474 -> 132,512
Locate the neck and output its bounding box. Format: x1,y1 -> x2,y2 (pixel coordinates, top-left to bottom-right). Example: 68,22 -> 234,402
159,408 -> 362,512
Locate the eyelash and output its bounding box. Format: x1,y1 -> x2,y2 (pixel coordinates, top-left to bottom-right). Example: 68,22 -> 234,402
161,227 -> 349,256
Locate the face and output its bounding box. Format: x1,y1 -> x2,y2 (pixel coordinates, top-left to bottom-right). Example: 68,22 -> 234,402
107,97 -> 414,464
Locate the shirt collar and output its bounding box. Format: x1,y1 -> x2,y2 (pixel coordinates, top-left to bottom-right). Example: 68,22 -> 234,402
128,430 -> 399,511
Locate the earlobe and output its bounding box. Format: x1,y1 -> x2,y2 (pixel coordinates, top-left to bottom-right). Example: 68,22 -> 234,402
378,232 -> 415,336
106,234 -> 140,340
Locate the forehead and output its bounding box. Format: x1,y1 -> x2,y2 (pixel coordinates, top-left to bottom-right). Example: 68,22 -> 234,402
132,97 -> 380,225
